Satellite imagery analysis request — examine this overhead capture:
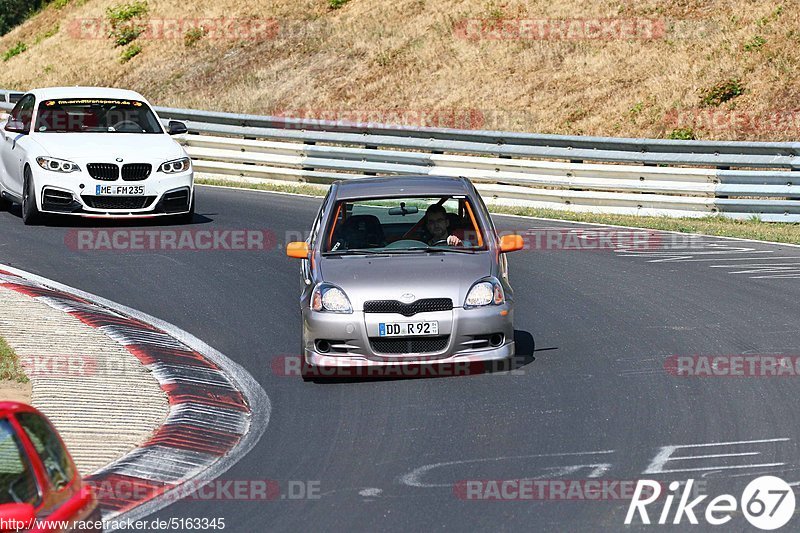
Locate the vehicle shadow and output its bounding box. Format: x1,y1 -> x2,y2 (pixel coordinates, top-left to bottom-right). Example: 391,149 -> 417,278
4,203 -> 213,227
304,329 -> 541,384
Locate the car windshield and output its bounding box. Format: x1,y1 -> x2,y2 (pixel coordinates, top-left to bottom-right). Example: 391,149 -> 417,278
323,196 -> 487,254
34,98 -> 163,134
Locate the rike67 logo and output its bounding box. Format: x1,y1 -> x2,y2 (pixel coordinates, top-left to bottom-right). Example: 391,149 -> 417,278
625,476 -> 795,530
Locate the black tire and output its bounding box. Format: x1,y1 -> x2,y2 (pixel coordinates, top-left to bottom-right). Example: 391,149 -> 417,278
21,169 -> 42,226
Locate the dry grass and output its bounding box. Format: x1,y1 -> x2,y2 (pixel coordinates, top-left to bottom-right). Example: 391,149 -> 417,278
2,1 -> 800,140
0,335 -> 29,384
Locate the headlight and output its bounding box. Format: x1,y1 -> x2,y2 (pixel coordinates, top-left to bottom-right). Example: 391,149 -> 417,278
464,279 -> 505,308
311,284 -> 353,313
36,157 -> 79,173
158,157 -> 191,174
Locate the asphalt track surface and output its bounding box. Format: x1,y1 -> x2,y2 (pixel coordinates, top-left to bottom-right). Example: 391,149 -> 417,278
2,185 -> 800,532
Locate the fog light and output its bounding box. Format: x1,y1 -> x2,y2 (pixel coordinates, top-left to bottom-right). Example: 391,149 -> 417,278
315,340 -> 331,353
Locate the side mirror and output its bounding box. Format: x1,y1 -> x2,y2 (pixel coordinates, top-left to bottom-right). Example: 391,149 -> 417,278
0,503 -> 35,530
4,118 -> 27,134
167,121 -> 188,135
499,234 -> 524,253
286,241 -> 310,259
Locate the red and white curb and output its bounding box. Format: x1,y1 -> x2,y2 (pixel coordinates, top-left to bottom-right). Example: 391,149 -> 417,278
0,264 -> 269,525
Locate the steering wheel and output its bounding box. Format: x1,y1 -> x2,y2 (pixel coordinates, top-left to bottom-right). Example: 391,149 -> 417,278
384,239 -> 427,249
110,120 -> 142,132
430,239 -> 449,246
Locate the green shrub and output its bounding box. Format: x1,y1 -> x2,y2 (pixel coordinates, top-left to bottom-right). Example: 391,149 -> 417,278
107,0 -> 148,24
112,24 -> 144,46
120,43 -> 142,63
107,1 -> 148,47
744,35 -> 766,51
184,26 -> 206,48
700,78 -> 745,107
328,0 -> 350,9
2,41 -> 27,61
667,127 -> 696,140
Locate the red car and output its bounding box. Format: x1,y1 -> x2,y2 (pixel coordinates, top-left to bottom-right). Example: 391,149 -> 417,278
0,402 -> 100,532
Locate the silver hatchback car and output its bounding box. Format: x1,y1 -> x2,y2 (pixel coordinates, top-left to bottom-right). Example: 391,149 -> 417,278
286,176 -> 524,375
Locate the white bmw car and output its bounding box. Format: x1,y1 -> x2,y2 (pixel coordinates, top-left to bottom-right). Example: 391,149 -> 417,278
0,87 -> 194,225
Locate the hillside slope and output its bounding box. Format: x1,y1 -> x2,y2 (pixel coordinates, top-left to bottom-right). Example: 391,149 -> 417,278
0,0 -> 799,141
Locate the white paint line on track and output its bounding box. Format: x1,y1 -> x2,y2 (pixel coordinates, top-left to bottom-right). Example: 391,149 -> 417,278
652,437 -> 790,449
399,450 -> 615,488
643,438 -> 790,476
649,463 -> 786,475
670,452 -> 761,460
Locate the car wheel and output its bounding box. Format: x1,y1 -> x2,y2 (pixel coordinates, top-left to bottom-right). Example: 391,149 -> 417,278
21,169 -> 42,226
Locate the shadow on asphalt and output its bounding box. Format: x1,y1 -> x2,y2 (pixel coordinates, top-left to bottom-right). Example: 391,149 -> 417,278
3,203 -> 214,227
303,329 -> 540,384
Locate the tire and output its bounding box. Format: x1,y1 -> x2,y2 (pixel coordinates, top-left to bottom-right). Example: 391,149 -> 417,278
21,169 -> 42,226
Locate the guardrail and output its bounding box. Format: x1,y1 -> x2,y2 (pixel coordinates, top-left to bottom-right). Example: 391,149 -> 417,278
2,88 -> 799,221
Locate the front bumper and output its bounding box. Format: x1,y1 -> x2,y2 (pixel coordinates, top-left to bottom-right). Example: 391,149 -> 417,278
33,167 -> 193,217
302,304 -> 515,368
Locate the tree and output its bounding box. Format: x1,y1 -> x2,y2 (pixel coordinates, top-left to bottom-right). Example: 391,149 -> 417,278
0,0 -> 49,37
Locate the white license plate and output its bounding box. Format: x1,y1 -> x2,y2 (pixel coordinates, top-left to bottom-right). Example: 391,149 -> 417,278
95,185 -> 145,196
379,321 -> 438,337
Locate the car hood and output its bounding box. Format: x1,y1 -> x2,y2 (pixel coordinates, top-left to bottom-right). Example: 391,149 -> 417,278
319,252 -> 494,310
29,133 -> 185,163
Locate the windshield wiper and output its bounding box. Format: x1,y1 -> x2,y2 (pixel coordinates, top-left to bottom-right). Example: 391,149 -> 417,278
324,249 -> 393,256
324,247 -> 481,256
403,247 -> 480,254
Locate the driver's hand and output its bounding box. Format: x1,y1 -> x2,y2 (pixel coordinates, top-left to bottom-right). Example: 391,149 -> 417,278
447,235 -> 462,246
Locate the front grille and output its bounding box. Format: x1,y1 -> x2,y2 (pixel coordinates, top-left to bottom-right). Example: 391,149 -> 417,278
364,298 -> 453,317
121,163 -> 152,181
82,196 -> 156,210
370,336 -> 450,354
87,163 -> 119,181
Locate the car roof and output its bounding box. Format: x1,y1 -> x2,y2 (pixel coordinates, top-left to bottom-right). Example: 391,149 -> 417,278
24,86 -> 148,102
333,176 -> 473,200
0,401 -> 40,415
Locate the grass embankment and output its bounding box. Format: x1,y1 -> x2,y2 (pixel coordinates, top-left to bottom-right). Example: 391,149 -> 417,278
0,334 -> 31,404
2,1 -> 800,141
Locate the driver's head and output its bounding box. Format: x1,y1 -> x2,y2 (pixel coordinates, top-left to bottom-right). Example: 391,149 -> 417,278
425,204 -> 449,240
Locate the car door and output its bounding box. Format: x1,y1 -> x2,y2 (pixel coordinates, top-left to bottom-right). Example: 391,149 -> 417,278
14,412 -> 83,524
0,94 -> 35,197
